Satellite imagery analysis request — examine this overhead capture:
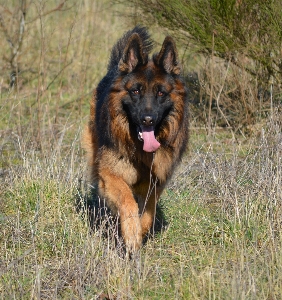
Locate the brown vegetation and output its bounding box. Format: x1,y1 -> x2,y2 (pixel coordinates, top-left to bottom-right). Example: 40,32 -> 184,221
0,0 -> 281,298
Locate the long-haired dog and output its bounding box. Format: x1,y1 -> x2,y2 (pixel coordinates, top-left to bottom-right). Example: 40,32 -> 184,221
83,26 -> 189,252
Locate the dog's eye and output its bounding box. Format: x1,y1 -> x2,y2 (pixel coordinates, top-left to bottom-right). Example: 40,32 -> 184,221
132,89 -> 140,95
157,91 -> 165,97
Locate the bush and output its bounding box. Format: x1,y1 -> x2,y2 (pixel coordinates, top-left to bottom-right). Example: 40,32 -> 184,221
131,0 -> 282,131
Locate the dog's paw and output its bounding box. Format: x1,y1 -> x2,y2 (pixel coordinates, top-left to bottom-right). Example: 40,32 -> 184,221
121,216 -> 142,252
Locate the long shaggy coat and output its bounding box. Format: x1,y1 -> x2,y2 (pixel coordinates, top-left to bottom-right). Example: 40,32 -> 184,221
83,26 -> 189,252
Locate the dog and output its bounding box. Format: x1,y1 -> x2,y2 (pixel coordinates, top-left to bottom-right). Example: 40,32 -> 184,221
83,26 -> 189,252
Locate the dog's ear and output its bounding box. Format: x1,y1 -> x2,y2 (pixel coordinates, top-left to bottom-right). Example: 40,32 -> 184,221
155,36 -> 181,75
119,33 -> 147,73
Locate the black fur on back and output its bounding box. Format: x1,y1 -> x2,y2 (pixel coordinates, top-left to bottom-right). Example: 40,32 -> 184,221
108,25 -> 154,71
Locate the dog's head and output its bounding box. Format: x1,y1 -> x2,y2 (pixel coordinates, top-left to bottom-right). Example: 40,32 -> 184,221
117,33 -> 183,153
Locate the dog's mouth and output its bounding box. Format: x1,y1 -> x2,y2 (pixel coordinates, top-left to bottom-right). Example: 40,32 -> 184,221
138,125 -> 161,152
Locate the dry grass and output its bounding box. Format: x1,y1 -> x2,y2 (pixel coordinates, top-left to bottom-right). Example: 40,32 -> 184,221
1,106 -> 282,299
1,1 -> 282,299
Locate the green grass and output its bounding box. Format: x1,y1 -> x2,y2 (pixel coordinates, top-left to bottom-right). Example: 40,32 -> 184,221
1,1 -> 282,299
1,115 -> 281,299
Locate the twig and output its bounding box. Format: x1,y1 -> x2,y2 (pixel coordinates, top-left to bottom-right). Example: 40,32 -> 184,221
46,60 -> 73,90
208,31 -> 215,137
0,13 -> 13,50
0,248 -> 33,276
26,1 -> 67,24
10,2 -> 26,69
59,91 -> 93,109
215,59 -> 236,140
0,1 -> 26,87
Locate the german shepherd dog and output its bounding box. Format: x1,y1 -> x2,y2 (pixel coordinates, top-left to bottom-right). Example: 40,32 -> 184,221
83,26 -> 189,252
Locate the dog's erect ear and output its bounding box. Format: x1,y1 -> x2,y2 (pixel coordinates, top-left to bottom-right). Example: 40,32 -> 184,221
155,36 -> 181,75
119,33 -> 147,73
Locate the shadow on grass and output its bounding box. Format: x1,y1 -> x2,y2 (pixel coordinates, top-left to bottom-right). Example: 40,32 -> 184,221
75,178 -> 168,250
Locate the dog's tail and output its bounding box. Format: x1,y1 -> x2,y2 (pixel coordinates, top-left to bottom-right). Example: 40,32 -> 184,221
108,25 -> 154,71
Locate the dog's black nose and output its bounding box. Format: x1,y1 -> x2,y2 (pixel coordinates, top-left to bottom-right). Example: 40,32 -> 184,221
142,115 -> 155,126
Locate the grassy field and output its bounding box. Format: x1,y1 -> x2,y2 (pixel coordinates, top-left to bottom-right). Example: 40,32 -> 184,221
1,1 -> 282,299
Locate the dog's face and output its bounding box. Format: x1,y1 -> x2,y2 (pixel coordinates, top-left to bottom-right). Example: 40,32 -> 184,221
117,34 -> 182,152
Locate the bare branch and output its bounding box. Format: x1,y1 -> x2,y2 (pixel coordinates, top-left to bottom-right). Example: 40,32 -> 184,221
0,1 -> 27,73
26,1 -> 67,24
0,13 -> 14,51
10,2 -> 26,69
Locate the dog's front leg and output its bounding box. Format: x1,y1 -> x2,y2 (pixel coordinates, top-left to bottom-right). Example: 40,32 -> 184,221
98,168 -> 142,252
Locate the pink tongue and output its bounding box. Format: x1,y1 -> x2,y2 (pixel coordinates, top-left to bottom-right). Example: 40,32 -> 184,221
141,126 -> 161,152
